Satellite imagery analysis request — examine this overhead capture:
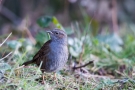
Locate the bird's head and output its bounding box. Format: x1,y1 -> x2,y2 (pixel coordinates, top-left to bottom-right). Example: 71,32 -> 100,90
46,29 -> 67,44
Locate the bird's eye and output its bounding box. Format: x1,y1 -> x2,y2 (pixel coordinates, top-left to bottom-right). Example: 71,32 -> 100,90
55,32 -> 59,34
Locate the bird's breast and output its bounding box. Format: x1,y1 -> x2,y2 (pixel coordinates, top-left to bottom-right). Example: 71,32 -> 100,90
44,42 -> 68,72
50,42 -> 68,55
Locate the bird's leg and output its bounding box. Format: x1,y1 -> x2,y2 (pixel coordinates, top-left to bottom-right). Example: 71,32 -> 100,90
41,73 -> 45,84
53,72 -> 56,80
53,72 -> 59,84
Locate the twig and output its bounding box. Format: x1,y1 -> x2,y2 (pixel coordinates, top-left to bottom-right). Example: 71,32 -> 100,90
112,0 -> 118,32
0,0 -> 2,4
25,28 -> 36,44
15,65 -> 25,70
0,52 -> 13,61
0,6 -> 21,25
83,74 -> 110,79
73,60 -> 93,70
115,70 -> 125,77
0,32 -> 12,47
0,0 -> 5,18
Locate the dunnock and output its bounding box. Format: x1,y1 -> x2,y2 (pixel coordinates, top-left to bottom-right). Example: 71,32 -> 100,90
22,29 -> 68,74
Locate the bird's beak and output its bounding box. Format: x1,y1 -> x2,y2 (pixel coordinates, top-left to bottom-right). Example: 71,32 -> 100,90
46,30 -> 53,34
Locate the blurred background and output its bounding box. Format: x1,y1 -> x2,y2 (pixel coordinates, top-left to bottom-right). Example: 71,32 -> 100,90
0,0 -> 135,89
1,0 -> 135,35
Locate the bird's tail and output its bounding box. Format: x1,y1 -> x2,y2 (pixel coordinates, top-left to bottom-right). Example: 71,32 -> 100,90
22,60 -> 34,66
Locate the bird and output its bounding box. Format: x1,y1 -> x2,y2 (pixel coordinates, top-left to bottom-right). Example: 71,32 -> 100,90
22,28 -> 68,82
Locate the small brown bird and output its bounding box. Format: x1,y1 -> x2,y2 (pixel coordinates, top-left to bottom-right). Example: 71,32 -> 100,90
22,28 -> 68,82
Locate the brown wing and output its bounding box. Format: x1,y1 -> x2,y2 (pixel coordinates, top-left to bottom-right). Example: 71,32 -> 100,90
32,40 -> 51,66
